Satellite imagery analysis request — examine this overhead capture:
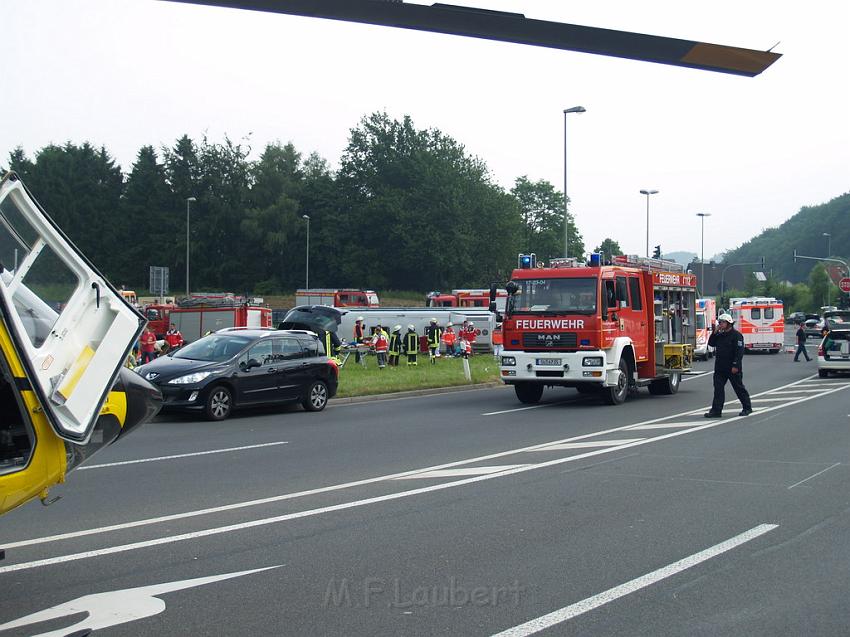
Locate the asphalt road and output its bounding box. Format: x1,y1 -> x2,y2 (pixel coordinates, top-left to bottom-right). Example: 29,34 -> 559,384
2,330 -> 849,636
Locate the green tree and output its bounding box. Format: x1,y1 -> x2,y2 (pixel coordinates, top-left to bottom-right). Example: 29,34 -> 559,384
809,263 -> 831,307
337,112 -> 521,290
511,176 -> 584,262
118,146 -> 174,288
593,238 -> 622,260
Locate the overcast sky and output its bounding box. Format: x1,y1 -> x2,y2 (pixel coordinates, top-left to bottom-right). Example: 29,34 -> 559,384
3,0 -> 848,260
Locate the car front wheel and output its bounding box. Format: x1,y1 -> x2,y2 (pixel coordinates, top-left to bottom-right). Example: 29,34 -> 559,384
204,385 -> 233,421
302,380 -> 329,412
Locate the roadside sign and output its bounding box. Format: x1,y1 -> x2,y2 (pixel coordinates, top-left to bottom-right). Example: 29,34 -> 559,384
839,278 -> 850,293
149,266 -> 170,296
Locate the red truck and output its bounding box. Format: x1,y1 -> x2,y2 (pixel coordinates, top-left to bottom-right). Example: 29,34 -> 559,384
495,254 -> 696,405
144,295 -> 271,342
426,289 -> 507,311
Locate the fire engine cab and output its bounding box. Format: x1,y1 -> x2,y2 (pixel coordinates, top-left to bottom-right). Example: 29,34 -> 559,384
495,254 -> 696,405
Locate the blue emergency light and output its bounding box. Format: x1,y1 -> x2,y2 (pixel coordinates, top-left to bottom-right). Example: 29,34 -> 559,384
590,253 -> 602,267
518,253 -> 536,269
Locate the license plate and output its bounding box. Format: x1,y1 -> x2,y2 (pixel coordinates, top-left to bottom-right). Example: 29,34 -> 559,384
536,358 -> 561,366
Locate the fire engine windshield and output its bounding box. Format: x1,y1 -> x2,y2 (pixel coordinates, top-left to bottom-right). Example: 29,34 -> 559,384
511,277 -> 597,314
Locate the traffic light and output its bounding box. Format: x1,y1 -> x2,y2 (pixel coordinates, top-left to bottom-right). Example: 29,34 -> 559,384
518,253 -> 537,268
652,245 -> 662,259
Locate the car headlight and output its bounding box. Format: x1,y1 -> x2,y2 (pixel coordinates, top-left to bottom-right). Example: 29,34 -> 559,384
582,356 -> 604,367
169,371 -> 214,385
501,356 -> 516,366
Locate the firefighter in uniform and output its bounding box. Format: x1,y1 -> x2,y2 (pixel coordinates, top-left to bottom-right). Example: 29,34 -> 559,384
425,318 -> 443,364
388,324 -> 403,367
404,324 -> 419,366
705,313 -> 753,418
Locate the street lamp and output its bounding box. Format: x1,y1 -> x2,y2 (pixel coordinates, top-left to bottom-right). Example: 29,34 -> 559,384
302,215 -> 310,291
185,196 -> 196,297
824,232 -> 832,306
563,106 -> 586,257
696,213 -> 711,295
640,189 -> 659,258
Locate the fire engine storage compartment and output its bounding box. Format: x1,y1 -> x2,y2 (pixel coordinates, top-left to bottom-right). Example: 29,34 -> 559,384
653,282 -> 695,371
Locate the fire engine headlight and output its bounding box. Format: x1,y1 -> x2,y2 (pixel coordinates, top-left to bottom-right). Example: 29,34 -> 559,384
501,356 -> 516,366
582,356 -> 604,367
169,371 -> 214,385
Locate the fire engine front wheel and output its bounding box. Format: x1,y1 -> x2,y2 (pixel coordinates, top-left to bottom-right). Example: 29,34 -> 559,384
514,382 -> 543,404
601,360 -> 629,405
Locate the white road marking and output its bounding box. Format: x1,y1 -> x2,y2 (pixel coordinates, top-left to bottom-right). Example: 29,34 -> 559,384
0,566 -> 279,637
682,371 -> 712,382
750,397 -> 797,403
77,442 -> 289,470
490,524 -> 778,637
530,439 -> 645,450
2,375 -> 841,560
767,388 -> 831,394
482,401 -> 573,416
392,465 -> 533,479
627,421 -> 706,430
788,462 -> 842,489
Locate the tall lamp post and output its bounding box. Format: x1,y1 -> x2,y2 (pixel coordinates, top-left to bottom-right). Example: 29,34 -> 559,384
824,232 -> 832,306
640,189 -> 659,258
696,212 -> 711,295
185,196 -> 196,297
563,106 -> 586,257
302,214 -> 310,291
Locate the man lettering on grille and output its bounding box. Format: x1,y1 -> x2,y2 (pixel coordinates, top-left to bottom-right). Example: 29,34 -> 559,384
704,313 -> 753,418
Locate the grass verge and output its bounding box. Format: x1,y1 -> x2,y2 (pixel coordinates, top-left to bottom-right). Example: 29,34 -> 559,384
335,353 -> 501,398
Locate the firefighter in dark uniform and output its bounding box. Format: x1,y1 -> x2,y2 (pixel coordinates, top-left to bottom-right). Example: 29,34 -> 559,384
705,313 -> 753,418
404,324 -> 419,366
388,324 -> 403,367
425,318 -> 443,364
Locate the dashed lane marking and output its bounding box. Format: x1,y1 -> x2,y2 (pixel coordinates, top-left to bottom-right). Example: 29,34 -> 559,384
528,439 -> 645,450
392,465 -> 534,479
627,421 -> 708,430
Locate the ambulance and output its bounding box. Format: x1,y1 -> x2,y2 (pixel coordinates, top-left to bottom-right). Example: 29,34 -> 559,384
695,298 -> 717,360
728,297 -> 784,353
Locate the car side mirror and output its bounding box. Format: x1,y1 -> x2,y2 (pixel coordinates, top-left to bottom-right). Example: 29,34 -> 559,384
242,358 -> 261,370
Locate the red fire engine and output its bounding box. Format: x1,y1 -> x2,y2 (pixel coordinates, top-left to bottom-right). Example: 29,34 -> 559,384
426,289 -> 508,311
495,254 -> 696,405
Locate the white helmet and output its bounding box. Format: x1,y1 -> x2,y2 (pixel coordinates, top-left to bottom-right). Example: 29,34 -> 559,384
357,316 -> 364,322
408,324 -> 415,330
718,313 -> 734,323
447,322 -> 453,327
469,322 -> 475,327
430,317 -> 437,323
393,324 -> 402,332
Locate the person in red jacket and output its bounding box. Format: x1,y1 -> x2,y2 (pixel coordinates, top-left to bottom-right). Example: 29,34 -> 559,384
139,327 -> 157,364
165,324 -> 184,351
373,324 -> 389,369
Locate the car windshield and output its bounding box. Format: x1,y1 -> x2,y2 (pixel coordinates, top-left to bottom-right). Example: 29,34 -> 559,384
696,314 -> 706,329
173,334 -> 253,362
511,277 -> 597,314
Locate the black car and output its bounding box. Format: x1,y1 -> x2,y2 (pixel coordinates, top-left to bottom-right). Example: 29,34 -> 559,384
136,328 -> 338,420
787,311 -> 807,325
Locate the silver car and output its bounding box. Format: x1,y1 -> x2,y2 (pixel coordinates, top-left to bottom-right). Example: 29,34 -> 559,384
818,329 -> 850,378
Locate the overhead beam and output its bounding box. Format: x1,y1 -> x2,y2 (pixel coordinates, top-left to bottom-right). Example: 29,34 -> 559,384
163,0 -> 781,76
